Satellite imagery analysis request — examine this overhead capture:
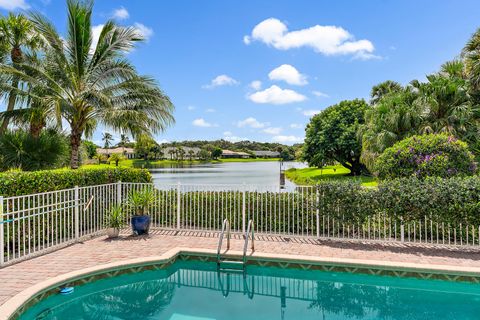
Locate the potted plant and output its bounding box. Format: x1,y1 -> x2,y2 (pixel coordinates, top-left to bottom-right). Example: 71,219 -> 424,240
127,188 -> 155,235
105,205 -> 124,238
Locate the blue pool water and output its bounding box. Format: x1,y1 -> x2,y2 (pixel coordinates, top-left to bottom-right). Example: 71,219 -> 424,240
19,259 -> 480,320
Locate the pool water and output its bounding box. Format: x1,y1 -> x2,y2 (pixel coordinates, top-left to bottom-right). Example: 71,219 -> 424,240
20,259 -> 480,320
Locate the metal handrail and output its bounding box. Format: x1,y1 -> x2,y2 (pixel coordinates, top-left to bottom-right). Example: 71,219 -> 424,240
243,219 -> 254,264
217,219 -> 231,263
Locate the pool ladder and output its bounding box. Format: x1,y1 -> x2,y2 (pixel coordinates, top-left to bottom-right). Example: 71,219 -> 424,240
216,218 -> 254,273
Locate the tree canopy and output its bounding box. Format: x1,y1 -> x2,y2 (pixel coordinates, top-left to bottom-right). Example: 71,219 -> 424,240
303,99 -> 369,175
0,0 -> 174,169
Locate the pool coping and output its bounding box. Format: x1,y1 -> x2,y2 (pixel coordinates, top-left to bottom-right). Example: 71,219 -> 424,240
3,247 -> 480,319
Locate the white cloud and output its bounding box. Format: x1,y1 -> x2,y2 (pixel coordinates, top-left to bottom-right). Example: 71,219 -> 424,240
205,108 -> 216,113
203,74 -> 239,89
302,109 -> 321,117
248,85 -> 306,105
192,118 -> 215,127
134,23 -> 153,41
263,127 -> 282,135
249,80 -> 262,90
268,64 -> 307,86
187,105 -> 196,111
91,24 -> 104,53
289,123 -> 303,129
244,18 -> 376,59
237,117 -> 268,129
113,7 -> 129,20
223,131 -> 232,136
0,0 -> 29,10
272,135 -> 304,144
312,91 -> 329,98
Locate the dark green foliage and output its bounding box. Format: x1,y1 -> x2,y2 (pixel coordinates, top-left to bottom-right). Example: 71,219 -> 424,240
0,129 -> 69,171
211,147 -> 222,159
303,99 -> 369,175
318,177 -> 480,224
374,134 -> 477,179
82,140 -> 98,158
0,167 -> 151,196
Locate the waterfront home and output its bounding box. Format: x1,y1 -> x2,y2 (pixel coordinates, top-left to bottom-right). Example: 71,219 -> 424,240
252,150 -> 280,158
221,149 -> 252,158
96,147 -> 136,159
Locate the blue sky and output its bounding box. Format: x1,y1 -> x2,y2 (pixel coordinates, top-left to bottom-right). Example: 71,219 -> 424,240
2,0 -> 480,145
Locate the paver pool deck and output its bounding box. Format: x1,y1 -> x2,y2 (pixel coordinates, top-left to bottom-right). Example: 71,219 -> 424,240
2,229 -> 480,307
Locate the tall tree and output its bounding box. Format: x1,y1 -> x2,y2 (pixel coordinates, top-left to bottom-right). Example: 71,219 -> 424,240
370,80 -> 402,105
303,99 -> 369,175
0,0 -> 174,168
411,60 -> 478,143
463,27 -> 480,91
359,87 -> 421,170
119,133 -> 130,146
0,13 -> 43,133
102,132 -> 113,148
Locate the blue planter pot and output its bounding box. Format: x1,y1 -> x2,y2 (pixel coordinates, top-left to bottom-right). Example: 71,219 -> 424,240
131,215 -> 151,235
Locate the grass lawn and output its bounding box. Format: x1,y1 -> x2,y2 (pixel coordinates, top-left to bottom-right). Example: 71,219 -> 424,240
81,157 -> 282,169
285,165 -> 377,187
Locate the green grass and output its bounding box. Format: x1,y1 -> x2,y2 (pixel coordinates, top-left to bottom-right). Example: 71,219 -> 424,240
285,165 -> 377,187
81,157 -> 282,169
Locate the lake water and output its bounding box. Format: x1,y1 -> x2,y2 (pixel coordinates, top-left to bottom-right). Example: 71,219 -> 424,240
142,161 -> 307,190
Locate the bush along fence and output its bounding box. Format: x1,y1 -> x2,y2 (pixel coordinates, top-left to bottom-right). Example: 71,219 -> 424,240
1,177 -> 480,265
0,167 -> 152,196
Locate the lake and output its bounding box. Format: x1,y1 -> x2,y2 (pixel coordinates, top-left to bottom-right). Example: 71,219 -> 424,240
142,161 -> 307,190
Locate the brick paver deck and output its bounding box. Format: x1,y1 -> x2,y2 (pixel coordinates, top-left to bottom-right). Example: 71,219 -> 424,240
2,229 -> 480,306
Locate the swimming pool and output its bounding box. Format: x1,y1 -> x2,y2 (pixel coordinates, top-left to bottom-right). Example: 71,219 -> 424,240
17,255 -> 480,320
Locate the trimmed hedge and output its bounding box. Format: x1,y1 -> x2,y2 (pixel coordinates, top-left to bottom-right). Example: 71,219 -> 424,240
0,167 -> 152,196
374,134 -> 477,179
318,176 -> 480,225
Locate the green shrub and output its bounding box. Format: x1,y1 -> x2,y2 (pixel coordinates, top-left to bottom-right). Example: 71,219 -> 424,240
315,177 -> 480,225
0,129 -> 69,171
0,167 -> 151,196
374,134 -> 477,179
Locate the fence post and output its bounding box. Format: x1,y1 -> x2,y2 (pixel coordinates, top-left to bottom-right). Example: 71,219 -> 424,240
400,216 -> 405,242
176,182 -> 181,230
242,184 -> 246,234
316,187 -> 320,238
74,185 -> 79,241
117,181 -> 122,206
0,196 -> 4,267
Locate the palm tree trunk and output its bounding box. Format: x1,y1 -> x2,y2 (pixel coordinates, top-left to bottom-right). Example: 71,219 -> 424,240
29,119 -> 46,139
70,129 -> 82,169
0,80 -> 19,133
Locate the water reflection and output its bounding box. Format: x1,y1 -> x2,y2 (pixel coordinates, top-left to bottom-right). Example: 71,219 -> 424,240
142,161 -> 307,191
25,262 -> 480,320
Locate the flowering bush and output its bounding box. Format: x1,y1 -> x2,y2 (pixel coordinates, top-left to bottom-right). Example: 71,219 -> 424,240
373,134 -> 477,179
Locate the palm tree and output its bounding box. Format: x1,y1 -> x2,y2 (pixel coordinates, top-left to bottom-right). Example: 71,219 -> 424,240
108,153 -> 124,166
370,80 -> 402,105
102,132 -> 113,148
463,28 -> 480,91
359,87 -> 420,170
119,133 -> 130,146
0,129 -> 68,171
176,146 -> 185,161
188,149 -> 195,161
0,0 -> 174,169
0,13 -> 43,133
411,60 -> 477,139
168,148 -> 175,160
